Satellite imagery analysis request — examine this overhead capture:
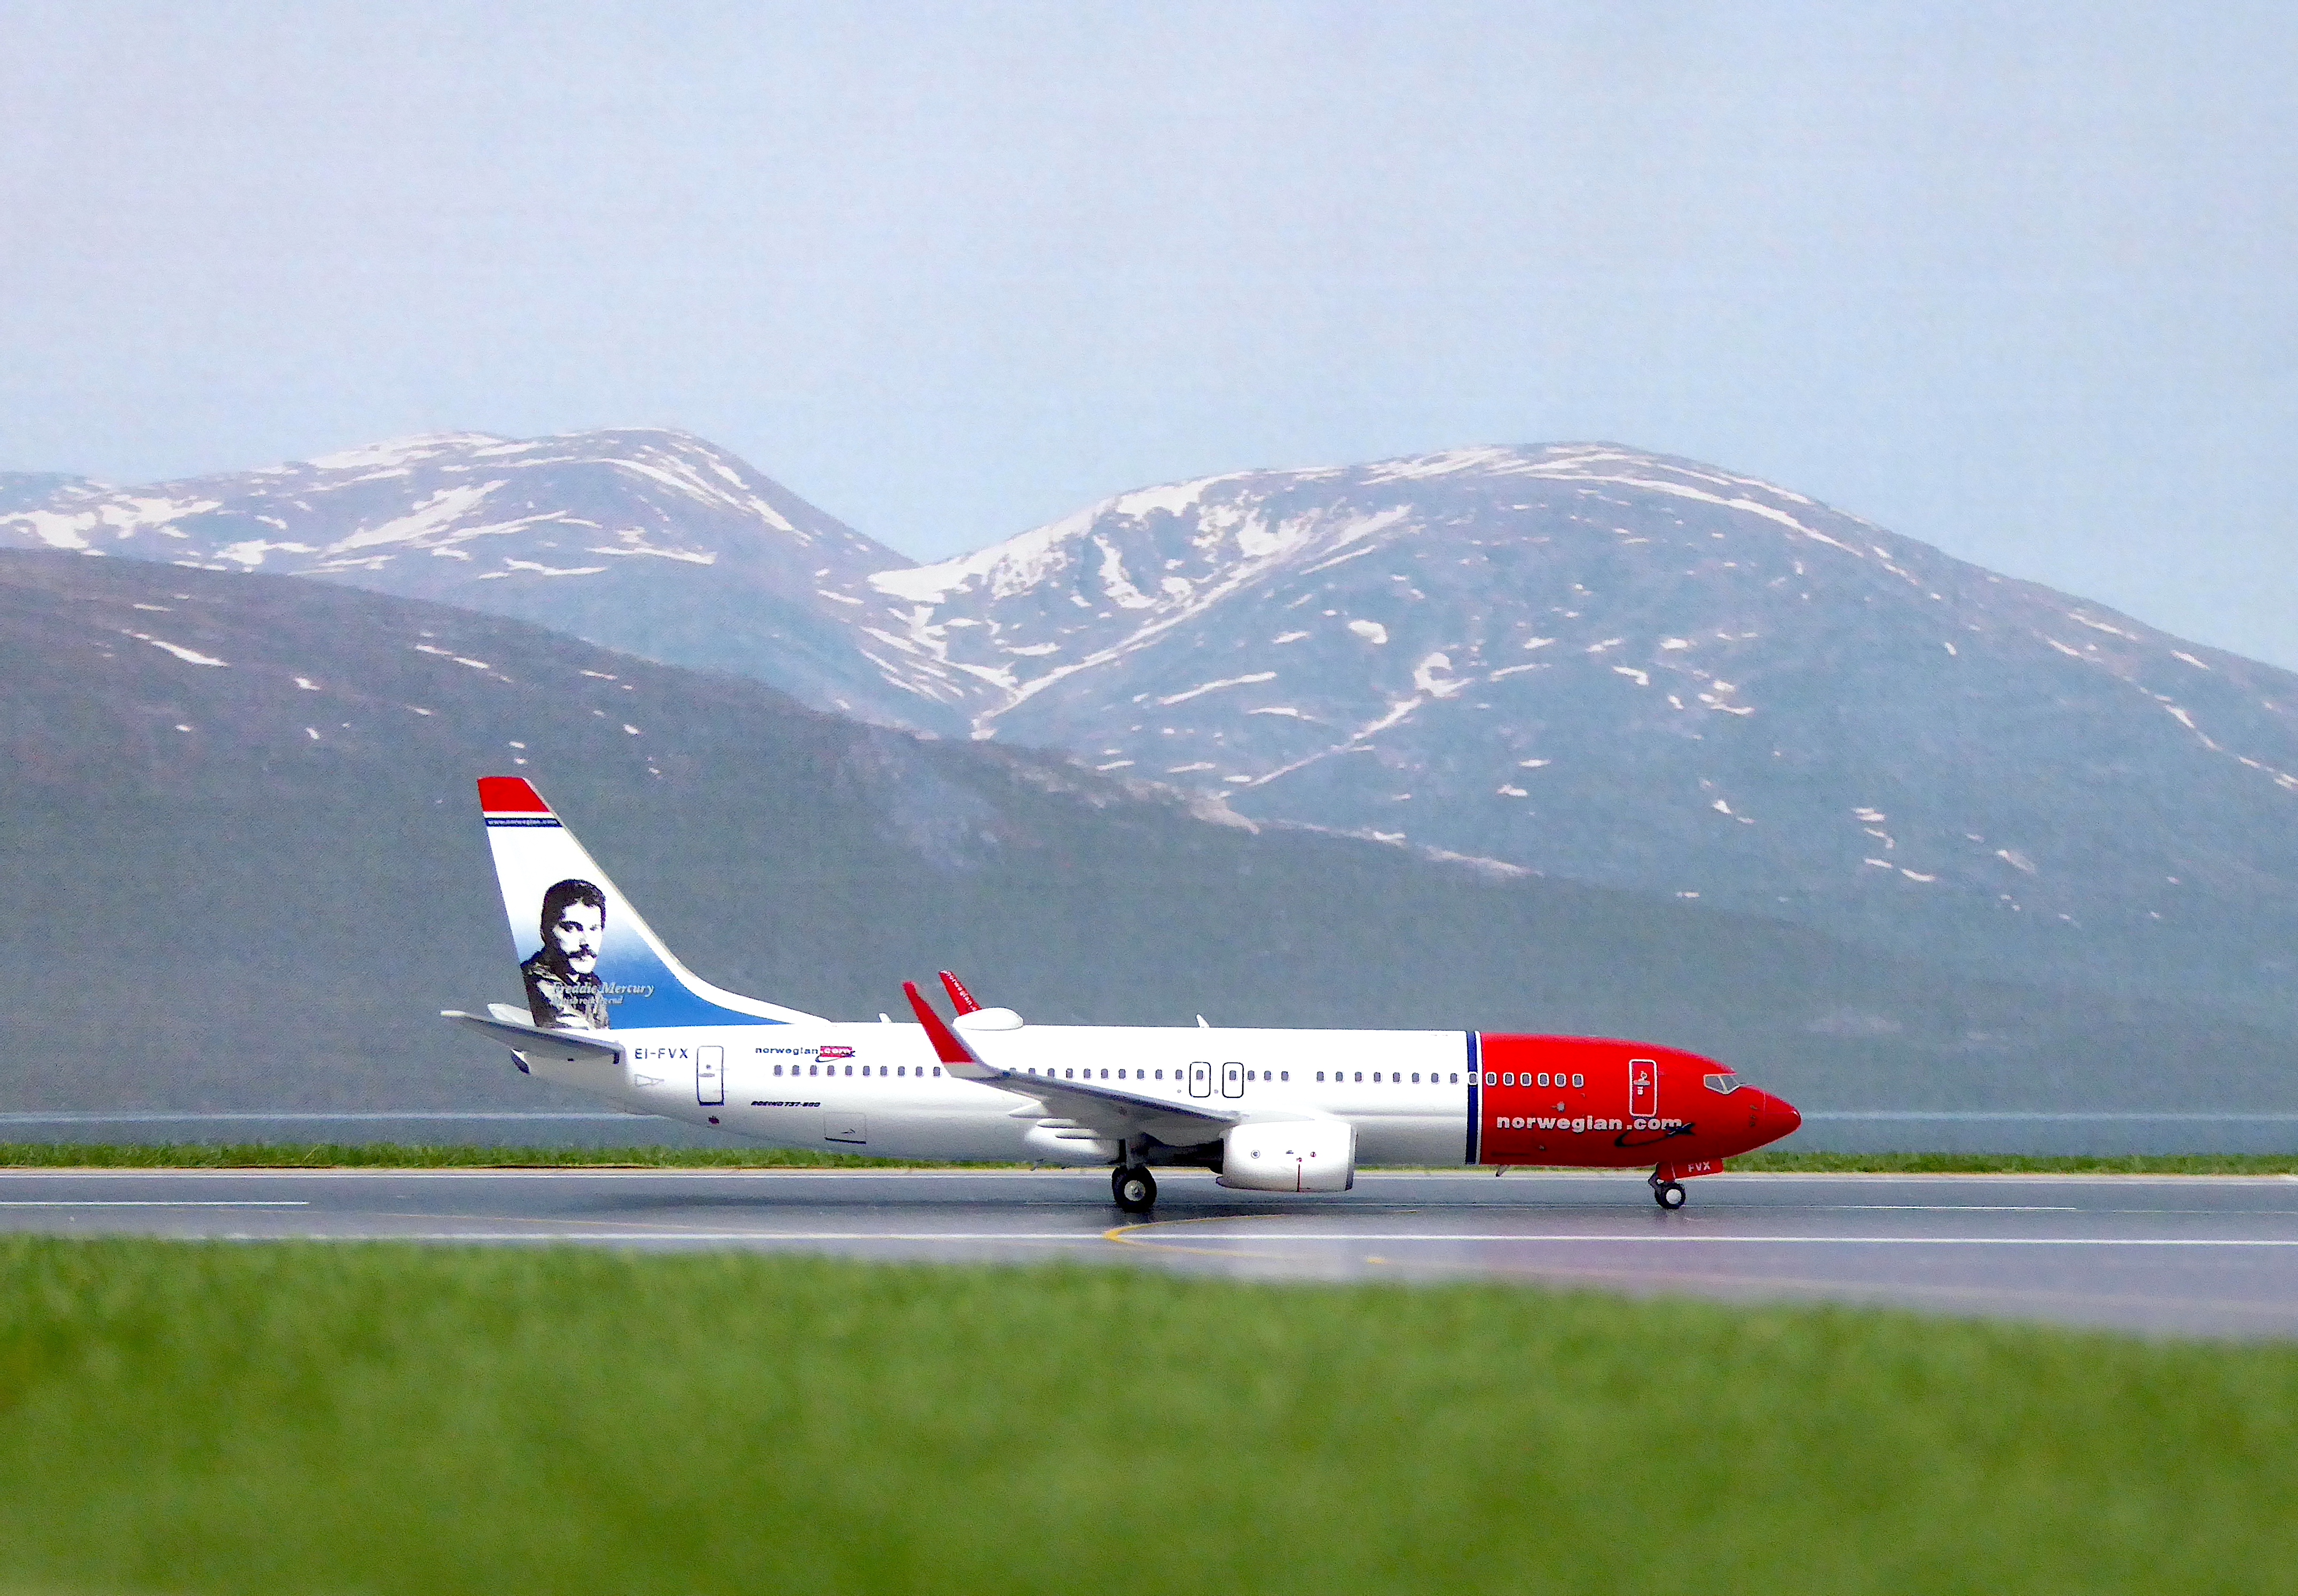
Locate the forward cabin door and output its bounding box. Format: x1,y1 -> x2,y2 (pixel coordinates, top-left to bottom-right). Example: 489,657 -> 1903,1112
696,1045 -> 725,1106
1628,1057 -> 1657,1120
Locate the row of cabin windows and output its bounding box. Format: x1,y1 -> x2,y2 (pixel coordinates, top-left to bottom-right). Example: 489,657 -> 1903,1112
762,1064 -> 1488,1086
1315,1071 -> 1462,1084
1011,1067 -> 1467,1086
1482,1071 -> 1585,1088
771,1065 -> 944,1077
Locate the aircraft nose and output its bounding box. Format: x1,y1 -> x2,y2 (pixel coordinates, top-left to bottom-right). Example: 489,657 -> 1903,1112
1762,1091 -> 1802,1141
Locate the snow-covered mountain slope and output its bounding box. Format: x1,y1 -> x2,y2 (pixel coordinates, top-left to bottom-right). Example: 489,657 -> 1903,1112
0,430 -> 931,725
13,430 -> 2298,1017
0,472 -> 104,516
870,444 -> 2298,1017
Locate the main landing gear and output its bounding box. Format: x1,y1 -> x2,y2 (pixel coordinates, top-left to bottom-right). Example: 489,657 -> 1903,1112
1112,1164 -> 1158,1214
1650,1174 -> 1688,1210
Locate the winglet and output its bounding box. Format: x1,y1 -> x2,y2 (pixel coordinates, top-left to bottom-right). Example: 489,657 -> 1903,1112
938,970 -> 982,1015
903,981 -> 994,1078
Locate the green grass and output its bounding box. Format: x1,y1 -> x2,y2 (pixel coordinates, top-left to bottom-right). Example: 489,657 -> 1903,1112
4,1143 -> 2296,1175
0,1241 -> 2291,1594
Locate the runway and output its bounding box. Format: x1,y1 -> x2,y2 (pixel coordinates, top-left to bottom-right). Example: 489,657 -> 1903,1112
3,1167 -> 2296,1338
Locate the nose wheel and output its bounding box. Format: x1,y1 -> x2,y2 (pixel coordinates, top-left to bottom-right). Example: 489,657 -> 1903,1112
1112,1165 -> 1158,1214
1651,1177 -> 1687,1210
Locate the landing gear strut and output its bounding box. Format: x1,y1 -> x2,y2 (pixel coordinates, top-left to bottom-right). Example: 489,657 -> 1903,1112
1650,1176 -> 1687,1210
1112,1164 -> 1158,1214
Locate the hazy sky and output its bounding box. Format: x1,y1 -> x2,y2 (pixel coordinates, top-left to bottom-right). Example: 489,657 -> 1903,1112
6,3 -> 2295,662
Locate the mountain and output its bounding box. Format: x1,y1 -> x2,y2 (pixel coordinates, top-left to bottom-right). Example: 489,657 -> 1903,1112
866,445 -> 2298,1021
5,546 -> 2282,1123
14,433 -> 2298,1023
0,473 -> 102,516
0,430 -> 932,727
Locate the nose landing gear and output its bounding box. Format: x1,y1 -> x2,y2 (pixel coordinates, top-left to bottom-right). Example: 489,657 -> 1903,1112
1650,1174 -> 1688,1210
1112,1164 -> 1158,1214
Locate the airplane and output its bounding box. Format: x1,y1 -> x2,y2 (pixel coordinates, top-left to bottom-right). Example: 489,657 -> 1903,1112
443,776 -> 1803,1210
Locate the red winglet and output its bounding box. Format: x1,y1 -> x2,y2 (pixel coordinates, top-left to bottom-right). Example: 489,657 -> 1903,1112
477,776 -> 551,814
903,981 -> 982,1067
938,971 -> 982,1015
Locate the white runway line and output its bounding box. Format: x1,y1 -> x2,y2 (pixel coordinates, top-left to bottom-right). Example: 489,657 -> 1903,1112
0,1200 -> 310,1208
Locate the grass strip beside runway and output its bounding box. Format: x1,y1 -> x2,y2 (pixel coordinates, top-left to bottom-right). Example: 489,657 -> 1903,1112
0,1240 -> 2289,1594
3,1144 -> 2298,1175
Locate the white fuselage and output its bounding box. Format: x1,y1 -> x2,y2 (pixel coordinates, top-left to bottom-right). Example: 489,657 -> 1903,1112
530,1020 -> 1477,1166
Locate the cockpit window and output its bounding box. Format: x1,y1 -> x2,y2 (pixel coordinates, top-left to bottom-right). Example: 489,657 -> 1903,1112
1703,1073 -> 1742,1095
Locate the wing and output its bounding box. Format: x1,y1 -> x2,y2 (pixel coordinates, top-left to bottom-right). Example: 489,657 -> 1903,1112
901,980 -> 1237,1148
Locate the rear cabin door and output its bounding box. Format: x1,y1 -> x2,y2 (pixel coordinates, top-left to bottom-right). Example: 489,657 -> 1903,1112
1628,1057 -> 1657,1120
1188,1060 -> 1212,1098
696,1045 -> 725,1106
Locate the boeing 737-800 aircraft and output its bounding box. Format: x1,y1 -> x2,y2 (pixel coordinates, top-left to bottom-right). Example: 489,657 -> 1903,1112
444,777 -> 1801,1209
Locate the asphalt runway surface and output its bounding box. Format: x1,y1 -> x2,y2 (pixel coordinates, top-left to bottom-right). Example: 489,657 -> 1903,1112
4,1167 -> 2297,1339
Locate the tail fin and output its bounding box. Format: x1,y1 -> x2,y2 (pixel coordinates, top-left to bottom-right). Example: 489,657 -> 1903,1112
477,776 -> 820,1031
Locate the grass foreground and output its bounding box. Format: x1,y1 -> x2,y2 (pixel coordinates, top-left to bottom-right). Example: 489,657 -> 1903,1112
0,1240 -> 2291,1593
1,1143 -> 2295,1175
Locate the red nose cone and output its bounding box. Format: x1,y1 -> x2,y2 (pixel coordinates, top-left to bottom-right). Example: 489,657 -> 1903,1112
1766,1092 -> 1802,1141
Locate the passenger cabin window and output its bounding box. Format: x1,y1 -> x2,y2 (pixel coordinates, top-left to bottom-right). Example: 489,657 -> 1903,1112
1704,1073 -> 1742,1094
1572,1073 -> 1583,1088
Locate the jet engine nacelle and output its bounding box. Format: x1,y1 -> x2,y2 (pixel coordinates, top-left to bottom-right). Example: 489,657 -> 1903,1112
1218,1119 -> 1355,1193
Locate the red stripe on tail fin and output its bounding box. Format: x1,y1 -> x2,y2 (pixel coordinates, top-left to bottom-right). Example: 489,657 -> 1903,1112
476,776 -> 551,813
938,971 -> 982,1015
902,981 -> 981,1067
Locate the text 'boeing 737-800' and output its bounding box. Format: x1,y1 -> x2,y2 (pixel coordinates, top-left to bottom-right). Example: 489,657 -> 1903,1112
443,777 -> 1801,1210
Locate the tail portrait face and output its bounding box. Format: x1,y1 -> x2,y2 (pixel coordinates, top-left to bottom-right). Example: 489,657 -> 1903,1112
547,897 -> 603,973
523,878 -> 611,1029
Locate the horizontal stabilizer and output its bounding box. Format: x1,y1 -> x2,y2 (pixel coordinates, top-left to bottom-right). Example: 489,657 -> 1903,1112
441,1009 -> 625,1066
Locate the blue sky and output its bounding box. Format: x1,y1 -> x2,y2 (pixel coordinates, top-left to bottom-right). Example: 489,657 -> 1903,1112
5,3 -> 2294,662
